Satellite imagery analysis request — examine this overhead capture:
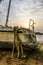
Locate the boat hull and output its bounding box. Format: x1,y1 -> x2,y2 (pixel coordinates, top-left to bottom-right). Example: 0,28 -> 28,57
0,42 -> 13,49
0,42 -> 38,51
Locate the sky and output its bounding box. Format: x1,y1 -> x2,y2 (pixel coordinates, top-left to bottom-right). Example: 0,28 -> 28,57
0,0 -> 43,32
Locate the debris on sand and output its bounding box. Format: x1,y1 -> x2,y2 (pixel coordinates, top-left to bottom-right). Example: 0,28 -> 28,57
0,46 -> 43,65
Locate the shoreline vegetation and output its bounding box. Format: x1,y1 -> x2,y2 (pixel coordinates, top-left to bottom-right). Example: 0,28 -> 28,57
35,32 -> 43,35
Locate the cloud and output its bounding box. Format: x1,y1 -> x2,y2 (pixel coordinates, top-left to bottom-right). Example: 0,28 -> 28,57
0,0 -> 43,32
0,0 -> 9,25
0,4 -> 4,13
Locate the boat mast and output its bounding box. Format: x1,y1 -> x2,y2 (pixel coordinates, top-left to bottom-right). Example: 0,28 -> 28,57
5,0 -> 11,26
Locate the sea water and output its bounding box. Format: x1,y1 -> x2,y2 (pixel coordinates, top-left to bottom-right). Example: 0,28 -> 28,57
36,35 -> 43,43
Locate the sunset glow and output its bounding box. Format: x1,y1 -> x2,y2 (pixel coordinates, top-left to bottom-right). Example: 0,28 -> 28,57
0,0 -> 43,32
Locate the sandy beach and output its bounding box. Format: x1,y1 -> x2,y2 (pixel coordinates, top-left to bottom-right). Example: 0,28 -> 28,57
0,44 -> 43,65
